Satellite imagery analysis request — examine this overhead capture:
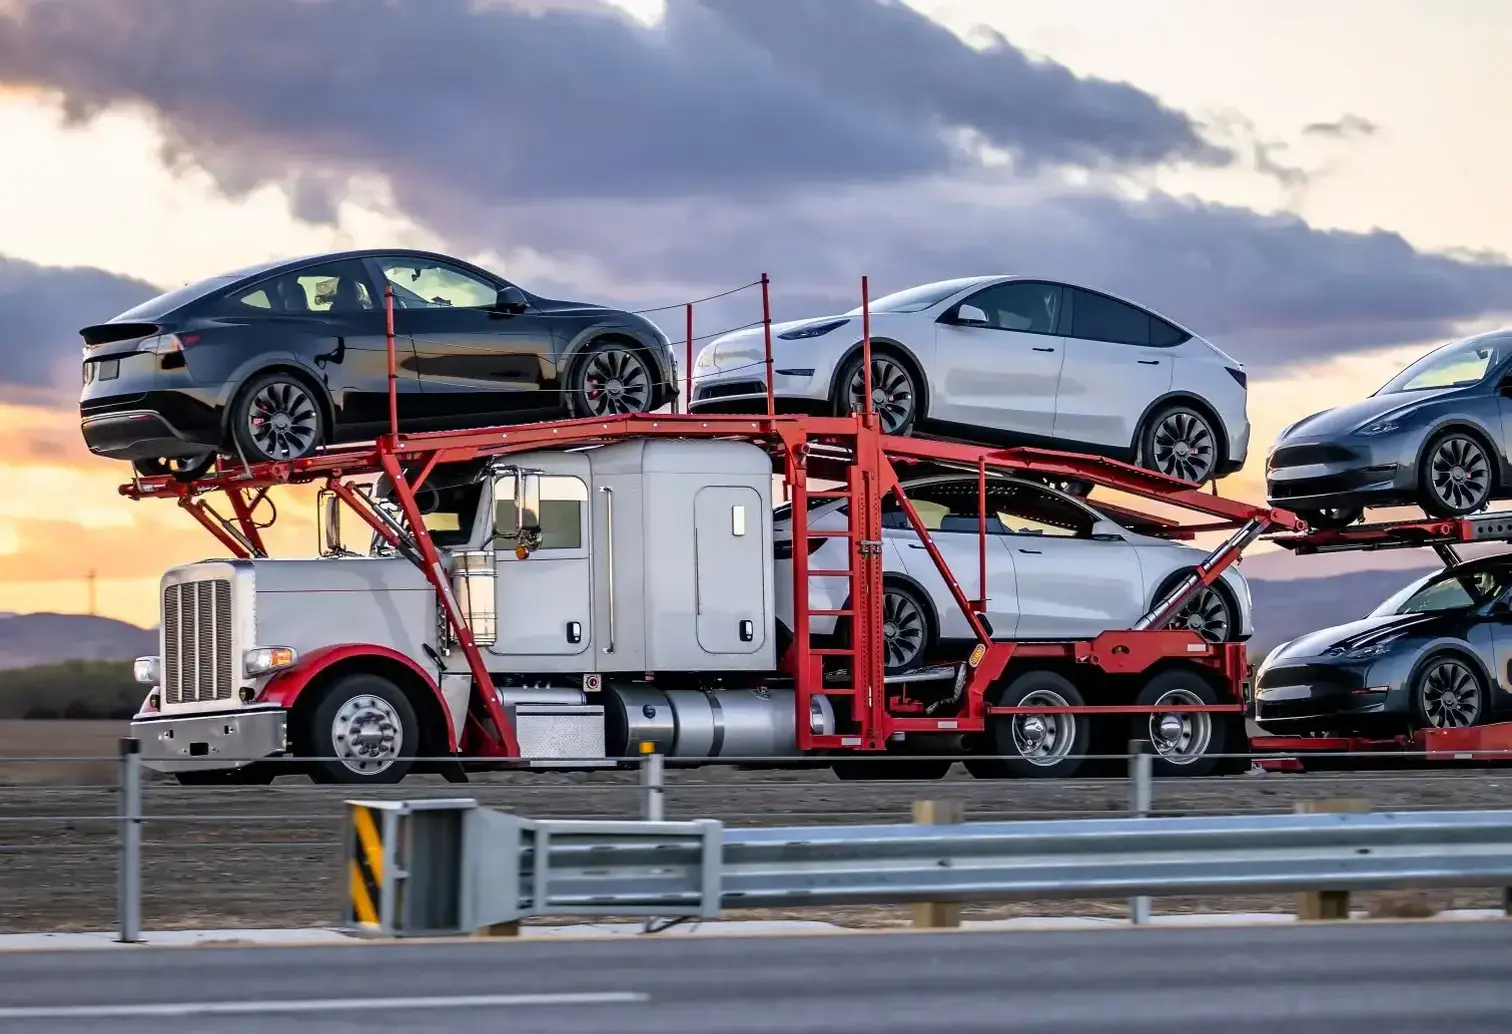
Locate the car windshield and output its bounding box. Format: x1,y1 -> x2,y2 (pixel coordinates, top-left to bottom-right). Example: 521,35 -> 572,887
844,278 -> 986,315
1376,335 -> 1505,394
111,275 -> 241,322
1370,562 -> 1512,616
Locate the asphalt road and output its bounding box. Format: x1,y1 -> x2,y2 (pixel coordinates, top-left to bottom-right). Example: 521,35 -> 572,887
0,921 -> 1508,1033
5,766 -> 1512,931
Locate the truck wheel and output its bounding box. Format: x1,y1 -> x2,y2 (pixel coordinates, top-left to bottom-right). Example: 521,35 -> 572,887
306,674 -> 418,784
1132,669 -> 1229,777
978,670 -> 1090,778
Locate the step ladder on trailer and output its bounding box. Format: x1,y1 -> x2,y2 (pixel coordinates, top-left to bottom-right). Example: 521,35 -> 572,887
1254,509 -> 1512,766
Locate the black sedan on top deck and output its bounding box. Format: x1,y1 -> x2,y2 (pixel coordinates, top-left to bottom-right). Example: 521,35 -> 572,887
1265,329 -> 1512,528
79,249 -> 677,478
1253,554 -> 1512,736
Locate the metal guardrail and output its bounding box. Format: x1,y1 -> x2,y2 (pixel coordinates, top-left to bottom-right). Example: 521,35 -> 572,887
339,798 -> 1512,937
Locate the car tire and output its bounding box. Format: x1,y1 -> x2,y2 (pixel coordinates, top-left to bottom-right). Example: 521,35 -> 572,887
570,340 -> 657,417
1295,506 -> 1364,530
832,349 -> 919,436
1410,653 -> 1485,730
1416,430 -> 1496,518
1139,404 -> 1223,486
878,579 -> 934,676
1132,669 -> 1229,777
1155,574 -> 1239,643
229,371 -> 326,463
132,453 -> 217,482
976,670 -> 1091,779
305,674 -> 419,784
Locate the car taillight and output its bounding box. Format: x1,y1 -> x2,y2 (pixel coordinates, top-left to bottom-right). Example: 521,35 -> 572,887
1226,367 -> 1247,388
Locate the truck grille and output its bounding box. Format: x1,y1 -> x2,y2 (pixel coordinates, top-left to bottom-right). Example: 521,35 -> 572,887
162,579 -> 234,704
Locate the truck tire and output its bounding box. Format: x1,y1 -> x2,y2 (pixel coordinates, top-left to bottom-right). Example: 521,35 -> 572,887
973,670 -> 1090,779
305,673 -> 419,784
1132,669 -> 1229,777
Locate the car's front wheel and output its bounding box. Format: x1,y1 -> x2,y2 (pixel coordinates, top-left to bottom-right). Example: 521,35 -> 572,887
833,350 -> 918,435
230,371 -> 325,462
571,340 -> 656,417
1412,653 -> 1484,730
1416,430 -> 1495,518
1140,404 -> 1221,486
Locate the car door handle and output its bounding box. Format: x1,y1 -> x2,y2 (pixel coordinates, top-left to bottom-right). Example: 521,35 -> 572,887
908,543 -> 928,550
1017,548 -> 1042,555
1032,346 -> 1055,352
1138,359 -> 1160,365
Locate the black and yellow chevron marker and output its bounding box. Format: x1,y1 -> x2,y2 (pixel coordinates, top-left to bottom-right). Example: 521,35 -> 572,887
348,803 -> 385,929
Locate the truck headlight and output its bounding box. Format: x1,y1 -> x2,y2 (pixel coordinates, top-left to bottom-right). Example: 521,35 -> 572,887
244,646 -> 298,677
133,656 -> 161,685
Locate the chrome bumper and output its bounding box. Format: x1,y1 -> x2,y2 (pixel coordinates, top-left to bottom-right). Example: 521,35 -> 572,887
130,707 -> 289,773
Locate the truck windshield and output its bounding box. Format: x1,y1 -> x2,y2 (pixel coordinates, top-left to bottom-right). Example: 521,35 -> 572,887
370,482 -> 482,553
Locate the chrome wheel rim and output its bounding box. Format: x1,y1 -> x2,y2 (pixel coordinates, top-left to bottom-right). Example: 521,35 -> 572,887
583,348 -> 652,416
881,589 -> 926,670
247,381 -> 319,459
1165,586 -> 1232,643
847,357 -> 915,434
1148,688 -> 1213,764
1421,660 -> 1481,728
331,694 -> 404,775
1428,437 -> 1491,512
1151,410 -> 1217,483
1010,689 -> 1076,767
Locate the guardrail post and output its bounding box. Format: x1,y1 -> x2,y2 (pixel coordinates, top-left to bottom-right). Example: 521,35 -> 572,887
641,741 -> 665,822
911,799 -> 964,929
117,737 -> 142,944
1128,739 -> 1153,925
1295,798 -> 1371,920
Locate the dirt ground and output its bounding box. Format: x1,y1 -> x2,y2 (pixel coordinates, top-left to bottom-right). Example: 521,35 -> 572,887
3,721 -> 1512,933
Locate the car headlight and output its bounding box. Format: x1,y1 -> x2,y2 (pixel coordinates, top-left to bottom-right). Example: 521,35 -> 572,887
1332,641 -> 1393,660
777,319 -> 849,341
1355,420 -> 1401,437
244,646 -> 298,677
694,349 -> 716,371
133,656 -> 161,685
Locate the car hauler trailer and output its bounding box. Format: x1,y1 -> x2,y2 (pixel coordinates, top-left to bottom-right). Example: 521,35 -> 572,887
1254,511 -> 1512,768
117,281 -> 1301,784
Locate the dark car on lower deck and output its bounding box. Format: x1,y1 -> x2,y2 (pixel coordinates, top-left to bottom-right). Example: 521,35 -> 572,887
79,249 -> 677,478
1253,555 -> 1512,736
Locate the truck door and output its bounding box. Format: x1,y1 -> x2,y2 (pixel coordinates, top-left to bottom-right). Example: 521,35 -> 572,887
491,472 -> 592,656
694,486 -> 767,654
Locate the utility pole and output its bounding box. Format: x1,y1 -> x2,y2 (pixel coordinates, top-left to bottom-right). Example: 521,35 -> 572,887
87,569 -> 97,617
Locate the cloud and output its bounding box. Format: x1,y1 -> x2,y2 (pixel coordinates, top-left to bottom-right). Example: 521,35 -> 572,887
0,257 -> 159,391
0,0 -> 1227,217
0,0 -> 1507,377
1303,114 -> 1379,140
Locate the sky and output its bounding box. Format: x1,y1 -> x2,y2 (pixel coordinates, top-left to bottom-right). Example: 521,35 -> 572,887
0,0 -> 1509,624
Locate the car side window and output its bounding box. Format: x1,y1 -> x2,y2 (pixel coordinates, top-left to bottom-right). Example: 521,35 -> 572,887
1069,288 -> 1151,346
991,482 -> 1094,539
1149,314 -> 1191,347
881,481 -> 1009,534
956,282 -> 1063,335
378,257 -> 499,310
494,475 -> 587,551
222,260 -> 376,315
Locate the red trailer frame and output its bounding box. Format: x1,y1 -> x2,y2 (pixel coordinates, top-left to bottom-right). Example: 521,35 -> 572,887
1254,510 -> 1512,765
117,277 -> 1302,764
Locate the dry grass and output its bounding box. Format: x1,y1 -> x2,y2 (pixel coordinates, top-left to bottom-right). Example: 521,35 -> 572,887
0,720 -> 128,785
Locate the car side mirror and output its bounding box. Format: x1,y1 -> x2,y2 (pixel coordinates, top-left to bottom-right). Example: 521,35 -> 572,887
494,286 -> 528,314
951,303 -> 989,327
1090,519 -> 1125,541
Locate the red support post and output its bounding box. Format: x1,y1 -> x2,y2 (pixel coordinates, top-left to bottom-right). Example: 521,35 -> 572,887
977,457 -> 988,613
384,284 -> 398,441
761,273 -> 775,418
860,275 -> 874,426
684,302 -> 693,415
788,442 -> 814,749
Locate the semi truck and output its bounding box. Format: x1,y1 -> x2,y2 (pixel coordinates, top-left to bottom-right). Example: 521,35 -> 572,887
122,409 -> 1297,784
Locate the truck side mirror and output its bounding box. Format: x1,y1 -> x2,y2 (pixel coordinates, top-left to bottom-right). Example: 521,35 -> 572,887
515,471 -> 542,547
318,489 -> 343,556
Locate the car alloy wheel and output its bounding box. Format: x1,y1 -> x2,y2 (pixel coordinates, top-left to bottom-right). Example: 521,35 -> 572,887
247,380 -> 320,460
846,355 -> 916,434
881,585 -> 928,672
1425,434 -> 1492,515
1418,657 -> 1482,729
581,347 -> 652,416
1148,408 -> 1217,484
1164,585 -> 1233,643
